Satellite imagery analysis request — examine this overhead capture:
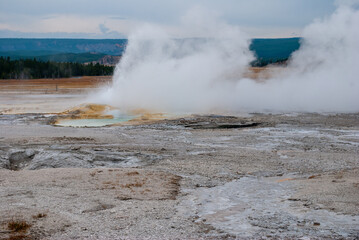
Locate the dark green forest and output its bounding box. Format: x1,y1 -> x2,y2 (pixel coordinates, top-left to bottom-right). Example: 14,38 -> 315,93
251,57 -> 289,67
0,57 -> 114,79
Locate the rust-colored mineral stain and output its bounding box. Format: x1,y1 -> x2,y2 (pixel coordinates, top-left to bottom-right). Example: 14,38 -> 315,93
277,178 -> 294,183
54,104 -> 169,126
54,104 -> 115,125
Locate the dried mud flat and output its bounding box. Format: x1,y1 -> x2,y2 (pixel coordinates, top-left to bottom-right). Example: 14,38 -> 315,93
0,78 -> 359,239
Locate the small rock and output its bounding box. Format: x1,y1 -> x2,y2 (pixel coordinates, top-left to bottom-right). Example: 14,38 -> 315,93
308,174 -> 321,179
332,179 -> 346,183
288,198 -> 301,201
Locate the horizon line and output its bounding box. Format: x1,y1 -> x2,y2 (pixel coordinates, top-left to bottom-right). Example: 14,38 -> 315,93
0,37 -> 302,40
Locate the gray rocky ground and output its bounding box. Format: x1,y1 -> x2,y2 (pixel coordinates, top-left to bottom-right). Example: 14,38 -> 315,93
0,113 -> 358,239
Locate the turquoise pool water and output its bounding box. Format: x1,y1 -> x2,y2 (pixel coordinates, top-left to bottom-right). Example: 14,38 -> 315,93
55,110 -> 137,127
55,117 -> 135,127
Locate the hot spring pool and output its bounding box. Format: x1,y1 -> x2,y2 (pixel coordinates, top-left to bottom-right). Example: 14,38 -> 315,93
55,117 -> 135,127
55,110 -> 138,127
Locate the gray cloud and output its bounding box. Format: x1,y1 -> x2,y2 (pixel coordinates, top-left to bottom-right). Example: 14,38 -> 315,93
0,0 -> 338,38
0,29 -> 125,39
99,23 -> 110,34
109,16 -> 128,20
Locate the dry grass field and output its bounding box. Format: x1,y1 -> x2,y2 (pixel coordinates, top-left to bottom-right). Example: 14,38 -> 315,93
0,76 -> 111,114
0,76 -> 111,94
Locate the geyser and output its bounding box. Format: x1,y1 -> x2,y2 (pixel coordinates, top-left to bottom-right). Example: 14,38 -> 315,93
97,4 -> 359,113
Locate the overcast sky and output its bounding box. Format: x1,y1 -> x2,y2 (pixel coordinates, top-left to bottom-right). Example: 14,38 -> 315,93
0,0 -> 339,38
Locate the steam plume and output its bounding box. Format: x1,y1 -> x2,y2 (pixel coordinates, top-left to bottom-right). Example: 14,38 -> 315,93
98,4 -> 359,113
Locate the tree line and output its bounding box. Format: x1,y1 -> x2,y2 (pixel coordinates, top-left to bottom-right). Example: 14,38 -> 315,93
251,58 -> 289,67
0,57 -> 114,79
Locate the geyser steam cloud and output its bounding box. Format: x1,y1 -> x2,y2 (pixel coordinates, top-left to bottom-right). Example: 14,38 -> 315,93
98,3 -> 359,113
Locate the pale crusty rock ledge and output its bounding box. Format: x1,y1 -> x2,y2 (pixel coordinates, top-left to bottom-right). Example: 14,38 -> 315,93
0,112 -> 358,239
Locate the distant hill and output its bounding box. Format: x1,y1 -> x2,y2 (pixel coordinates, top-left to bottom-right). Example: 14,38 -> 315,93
0,38 -> 127,55
0,39 -> 127,66
0,39 -> 127,55
87,55 -> 121,66
250,38 -> 301,66
0,38 -> 301,67
0,57 -> 114,79
0,50 -> 61,57
0,51 -> 108,63
250,38 -> 300,59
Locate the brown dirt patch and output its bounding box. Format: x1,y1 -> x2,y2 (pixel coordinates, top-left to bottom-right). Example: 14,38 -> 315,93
0,168 -> 181,201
